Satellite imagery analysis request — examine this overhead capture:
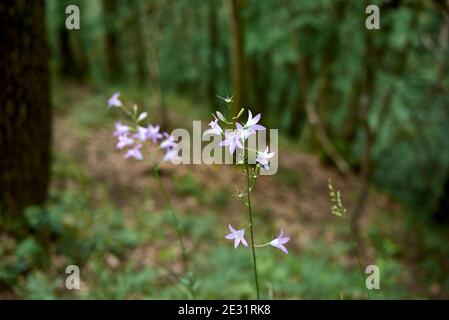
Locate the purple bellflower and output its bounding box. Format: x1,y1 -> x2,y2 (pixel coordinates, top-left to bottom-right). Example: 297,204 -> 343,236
203,115 -> 223,136
116,133 -> 134,150
134,126 -> 148,142
108,92 -> 122,108
146,124 -> 163,144
219,130 -> 244,155
124,144 -> 143,160
256,146 -> 275,170
160,134 -> 177,150
239,110 -> 265,139
225,224 -> 248,249
269,229 -> 290,254
163,146 -> 181,162
114,121 -> 131,137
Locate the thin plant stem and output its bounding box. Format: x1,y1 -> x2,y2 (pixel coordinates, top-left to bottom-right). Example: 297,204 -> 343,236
245,164 -> 260,300
348,225 -> 372,300
153,168 -> 197,299
153,168 -> 188,269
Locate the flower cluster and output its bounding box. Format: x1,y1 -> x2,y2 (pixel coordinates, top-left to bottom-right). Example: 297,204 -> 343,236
204,102 -> 289,254
203,110 -> 274,170
226,225 -> 290,254
108,93 -> 180,163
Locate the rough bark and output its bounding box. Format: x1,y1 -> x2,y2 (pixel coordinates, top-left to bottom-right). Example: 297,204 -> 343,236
0,0 -> 51,218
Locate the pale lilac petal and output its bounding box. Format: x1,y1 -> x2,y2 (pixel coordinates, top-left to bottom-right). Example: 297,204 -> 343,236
250,113 -> 261,125
247,110 -> 253,122
108,92 -> 122,108
219,139 -> 230,147
252,124 -> 265,131
229,143 -> 236,155
278,244 -> 288,254
225,233 -> 234,240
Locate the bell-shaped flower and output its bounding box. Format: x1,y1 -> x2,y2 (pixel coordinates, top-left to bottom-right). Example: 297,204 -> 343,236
160,134 -> 177,150
203,116 -> 223,137
269,229 -> 290,254
116,133 -> 134,150
240,110 -> 265,139
256,146 -> 275,170
163,146 -> 181,162
133,126 -> 148,142
108,92 -> 122,108
146,124 -> 163,144
124,144 -> 143,160
114,121 -> 131,137
219,130 -> 244,155
225,224 -> 248,249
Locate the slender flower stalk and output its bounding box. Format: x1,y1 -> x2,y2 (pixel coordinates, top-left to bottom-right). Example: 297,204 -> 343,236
328,179 -> 371,300
246,163 -> 260,300
153,166 -> 188,268
207,96 -> 289,300
107,92 -> 195,298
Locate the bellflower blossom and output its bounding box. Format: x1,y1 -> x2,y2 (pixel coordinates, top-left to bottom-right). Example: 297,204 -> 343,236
160,134 -> 177,150
256,147 -> 275,170
163,146 -> 181,162
239,110 -> 265,140
269,229 -> 290,254
116,133 -> 134,150
203,115 -> 223,136
225,224 -> 248,249
114,121 -> 130,136
134,126 -> 148,142
146,124 -> 163,144
108,92 -> 122,108
219,130 -> 244,155
124,144 -> 143,160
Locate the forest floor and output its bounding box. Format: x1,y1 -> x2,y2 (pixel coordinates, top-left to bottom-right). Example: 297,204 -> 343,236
41,83 -> 449,299
1,83 -> 447,299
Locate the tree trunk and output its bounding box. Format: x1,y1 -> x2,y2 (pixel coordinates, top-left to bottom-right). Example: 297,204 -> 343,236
433,173 -> 449,224
289,54 -> 310,137
132,1 -> 148,87
143,13 -> 169,129
0,0 -> 51,220
102,0 -> 121,82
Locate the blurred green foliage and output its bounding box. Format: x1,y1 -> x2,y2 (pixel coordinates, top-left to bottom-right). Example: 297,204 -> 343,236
46,0 -> 449,219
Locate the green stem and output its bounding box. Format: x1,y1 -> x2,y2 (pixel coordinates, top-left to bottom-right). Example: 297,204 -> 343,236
348,228 -> 372,300
153,168 -> 198,299
153,168 -> 188,269
246,164 -> 260,300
